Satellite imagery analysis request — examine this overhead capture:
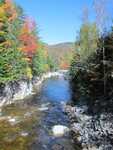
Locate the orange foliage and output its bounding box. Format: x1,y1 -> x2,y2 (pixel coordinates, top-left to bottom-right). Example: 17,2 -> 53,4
60,62 -> 70,70
19,18 -> 38,61
4,0 -> 17,22
0,0 -> 38,63
60,57 -> 70,70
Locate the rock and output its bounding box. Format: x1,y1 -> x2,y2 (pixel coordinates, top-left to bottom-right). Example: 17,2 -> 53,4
51,144 -> 64,150
20,131 -> 29,137
8,116 -> 21,125
0,80 -> 33,107
52,125 -> 69,137
38,107 -> 49,111
8,117 -> 16,125
0,71 -> 67,108
66,104 -> 113,149
13,81 -> 33,101
38,103 -> 50,111
83,146 -> 97,150
41,103 -> 50,107
24,112 -> 32,118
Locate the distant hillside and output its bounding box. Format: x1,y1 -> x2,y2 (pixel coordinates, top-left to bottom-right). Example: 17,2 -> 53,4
45,42 -> 74,69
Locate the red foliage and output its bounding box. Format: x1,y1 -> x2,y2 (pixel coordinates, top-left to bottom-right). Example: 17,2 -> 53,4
19,18 -> 38,61
5,0 -> 12,3
21,17 -> 36,34
60,62 -> 70,70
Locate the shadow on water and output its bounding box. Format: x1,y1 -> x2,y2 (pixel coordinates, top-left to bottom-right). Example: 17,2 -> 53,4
0,76 -> 76,150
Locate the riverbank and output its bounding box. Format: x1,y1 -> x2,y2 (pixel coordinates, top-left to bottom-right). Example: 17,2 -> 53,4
65,103 -> 113,150
0,70 -> 68,108
0,74 -> 76,150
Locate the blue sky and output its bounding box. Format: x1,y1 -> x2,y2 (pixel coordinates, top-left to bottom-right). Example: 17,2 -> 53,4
15,0 -> 113,45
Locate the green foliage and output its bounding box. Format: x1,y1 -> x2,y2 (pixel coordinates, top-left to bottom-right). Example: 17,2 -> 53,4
47,56 -> 58,71
0,0 -> 57,85
70,23 -> 99,80
32,48 -> 47,76
0,1 -> 28,84
78,23 -> 99,61
0,0 -> 4,5
0,48 -> 28,83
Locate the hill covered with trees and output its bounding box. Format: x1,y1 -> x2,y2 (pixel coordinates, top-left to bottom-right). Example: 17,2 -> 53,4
45,42 -> 74,70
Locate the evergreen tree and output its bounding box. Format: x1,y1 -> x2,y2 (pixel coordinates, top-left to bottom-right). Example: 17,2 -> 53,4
0,0 -> 28,83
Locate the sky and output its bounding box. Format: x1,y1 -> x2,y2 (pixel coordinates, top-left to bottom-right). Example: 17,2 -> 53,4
15,0 -> 113,45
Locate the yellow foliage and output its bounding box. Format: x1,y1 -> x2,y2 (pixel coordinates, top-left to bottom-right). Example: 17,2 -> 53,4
26,67 -> 32,79
0,41 -> 12,49
0,22 -> 3,29
21,57 -> 31,62
44,50 -> 48,58
5,40 -> 12,46
44,64 -> 49,71
0,6 -> 7,20
18,47 -> 23,51
0,6 -> 5,15
0,31 -> 6,36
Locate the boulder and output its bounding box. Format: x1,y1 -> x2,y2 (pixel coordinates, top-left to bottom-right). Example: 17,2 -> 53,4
52,125 -> 69,137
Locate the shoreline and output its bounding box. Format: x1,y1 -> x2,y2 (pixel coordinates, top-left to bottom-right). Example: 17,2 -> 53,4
0,70 -> 68,108
65,102 -> 113,150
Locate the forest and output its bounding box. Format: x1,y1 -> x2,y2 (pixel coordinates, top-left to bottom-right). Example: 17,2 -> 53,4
69,0 -> 113,149
0,0 -> 60,85
0,0 -> 113,150
70,0 -> 113,114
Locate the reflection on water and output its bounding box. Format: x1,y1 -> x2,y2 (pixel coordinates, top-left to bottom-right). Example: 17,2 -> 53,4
0,76 -> 75,150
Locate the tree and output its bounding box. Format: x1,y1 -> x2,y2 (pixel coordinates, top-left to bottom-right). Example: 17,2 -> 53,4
93,0 -> 109,34
47,56 -> 57,71
0,0 -> 54,83
32,49 -> 46,76
93,0 -> 110,94
78,23 -> 99,61
19,18 -> 38,63
74,6 -> 99,62
0,0 -> 28,83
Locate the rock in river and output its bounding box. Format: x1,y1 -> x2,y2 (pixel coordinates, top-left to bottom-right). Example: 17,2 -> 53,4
52,125 -> 69,137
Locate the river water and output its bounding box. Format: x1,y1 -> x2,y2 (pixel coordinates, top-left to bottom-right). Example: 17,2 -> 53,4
0,76 -> 76,150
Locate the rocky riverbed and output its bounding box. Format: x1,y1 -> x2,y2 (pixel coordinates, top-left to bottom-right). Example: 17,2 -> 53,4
65,103 -> 113,150
1,70 -> 112,150
0,70 -> 68,108
0,74 -> 77,150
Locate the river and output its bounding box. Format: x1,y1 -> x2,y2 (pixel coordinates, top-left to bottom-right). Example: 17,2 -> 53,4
0,76 -> 76,150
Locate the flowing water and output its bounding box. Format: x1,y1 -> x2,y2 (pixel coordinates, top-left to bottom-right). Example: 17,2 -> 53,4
0,76 -> 75,150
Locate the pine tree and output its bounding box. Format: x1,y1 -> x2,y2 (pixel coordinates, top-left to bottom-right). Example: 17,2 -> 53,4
0,0 -> 28,83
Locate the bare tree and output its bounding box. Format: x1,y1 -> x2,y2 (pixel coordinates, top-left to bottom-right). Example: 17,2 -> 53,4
82,6 -> 89,25
93,0 -> 109,95
93,0 -> 108,34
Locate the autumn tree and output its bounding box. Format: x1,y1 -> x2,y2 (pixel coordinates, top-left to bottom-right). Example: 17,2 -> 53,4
19,18 -> 38,62
0,0 -> 55,83
0,0 -> 28,83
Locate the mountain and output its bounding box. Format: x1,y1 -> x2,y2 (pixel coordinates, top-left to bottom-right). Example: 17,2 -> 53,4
45,42 -> 74,68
